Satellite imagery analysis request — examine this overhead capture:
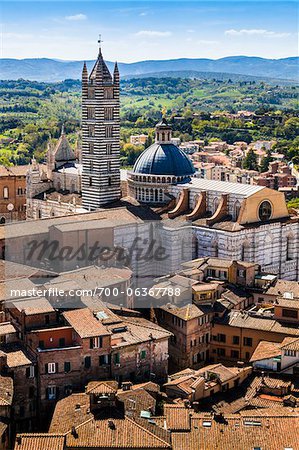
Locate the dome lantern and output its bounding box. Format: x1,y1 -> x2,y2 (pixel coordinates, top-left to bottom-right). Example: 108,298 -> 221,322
155,117 -> 172,144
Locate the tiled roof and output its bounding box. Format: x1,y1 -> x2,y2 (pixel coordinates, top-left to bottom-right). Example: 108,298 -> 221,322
163,404 -> 191,431
223,310 -> 299,336
266,279 -> 299,298
281,337 -> 299,351
13,434 -> 65,450
159,303 -> 204,320
12,297 -> 54,315
49,393 -> 91,434
117,388 -> 156,419
109,317 -> 172,347
0,343 -> 34,368
65,417 -> 171,448
250,341 -> 281,362
0,376 -> 13,406
63,308 -> 111,339
86,381 -> 118,395
172,410 -> 299,450
0,322 -> 16,336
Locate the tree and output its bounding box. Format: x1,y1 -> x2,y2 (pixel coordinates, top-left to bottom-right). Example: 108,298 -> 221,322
243,149 -> 258,171
260,149 -> 273,173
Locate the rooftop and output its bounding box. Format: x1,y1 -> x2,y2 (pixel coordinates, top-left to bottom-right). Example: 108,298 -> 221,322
181,177 -> 265,198
63,308 -> 110,339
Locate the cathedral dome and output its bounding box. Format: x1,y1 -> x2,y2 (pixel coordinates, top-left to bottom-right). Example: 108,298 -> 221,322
133,142 -> 195,177
132,118 -> 195,178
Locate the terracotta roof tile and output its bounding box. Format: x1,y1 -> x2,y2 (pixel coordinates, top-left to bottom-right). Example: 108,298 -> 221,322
13,434 -> 64,450
66,417 -> 171,448
250,341 -> 281,362
63,308 -> 111,338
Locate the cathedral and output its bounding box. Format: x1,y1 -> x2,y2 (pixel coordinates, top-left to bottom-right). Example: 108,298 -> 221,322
25,41 -> 299,280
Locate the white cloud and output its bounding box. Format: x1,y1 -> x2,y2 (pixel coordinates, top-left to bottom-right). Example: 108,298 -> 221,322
135,30 -> 172,38
65,14 -> 87,21
139,12 -> 148,17
186,29 -> 195,33
225,29 -> 291,38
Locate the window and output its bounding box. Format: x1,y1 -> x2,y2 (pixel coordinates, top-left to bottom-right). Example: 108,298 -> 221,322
88,125 -> 95,137
233,336 -> 240,345
99,354 -> 109,366
39,340 -> 45,349
89,177 -> 93,187
64,362 -> 71,373
87,107 -> 95,119
88,87 -> 95,99
245,352 -> 250,360
17,187 -> 23,195
107,161 -> 111,172
104,88 -> 113,99
46,386 -> 57,400
45,314 -> 50,325
217,348 -> 226,357
47,363 -> 57,374
89,143 -> 94,154
258,200 -> 272,221
237,269 -> 245,278
218,333 -> 226,343
140,350 -> 146,359
3,187 -> 8,199
58,337 -> 65,348
26,366 -> 35,378
90,337 -> 103,349
285,349 -> 296,357
114,353 -> 120,364
105,126 -> 113,138
84,356 -> 91,369
104,107 -> 114,120
231,350 -> 239,359
243,337 -> 253,347
282,309 -> 298,319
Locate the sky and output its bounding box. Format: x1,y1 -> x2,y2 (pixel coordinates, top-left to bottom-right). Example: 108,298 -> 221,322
0,1 -> 298,61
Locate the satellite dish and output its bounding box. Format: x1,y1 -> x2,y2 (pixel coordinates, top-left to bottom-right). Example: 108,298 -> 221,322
7,203 -> 14,211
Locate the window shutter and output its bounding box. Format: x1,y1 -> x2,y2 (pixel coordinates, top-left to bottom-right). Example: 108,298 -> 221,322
26,367 -> 30,378
90,338 -> 93,349
55,363 -> 59,373
45,364 -> 48,374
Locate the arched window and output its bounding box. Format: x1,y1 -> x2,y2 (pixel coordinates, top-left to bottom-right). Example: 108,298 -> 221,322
286,234 -> 294,261
0,217 -> 5,224
234,201 -> 241,221
3,187 -> 8,199
264,234 -> 273,265
213,197 -> 219,213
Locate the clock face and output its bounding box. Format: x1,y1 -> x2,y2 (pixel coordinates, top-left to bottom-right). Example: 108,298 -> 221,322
258,201 -> 272,222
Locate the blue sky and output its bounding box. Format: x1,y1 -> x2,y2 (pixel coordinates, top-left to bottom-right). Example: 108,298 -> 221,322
1,1 -> 298,61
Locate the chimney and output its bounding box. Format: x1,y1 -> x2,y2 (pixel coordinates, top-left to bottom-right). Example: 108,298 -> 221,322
71,426 -> 78,438
108,420 -> 116,430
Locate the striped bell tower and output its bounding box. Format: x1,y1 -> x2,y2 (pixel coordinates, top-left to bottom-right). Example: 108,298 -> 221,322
81,38 -> 121,209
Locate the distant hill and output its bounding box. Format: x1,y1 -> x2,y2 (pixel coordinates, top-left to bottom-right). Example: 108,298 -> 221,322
0,56 -> 298,82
